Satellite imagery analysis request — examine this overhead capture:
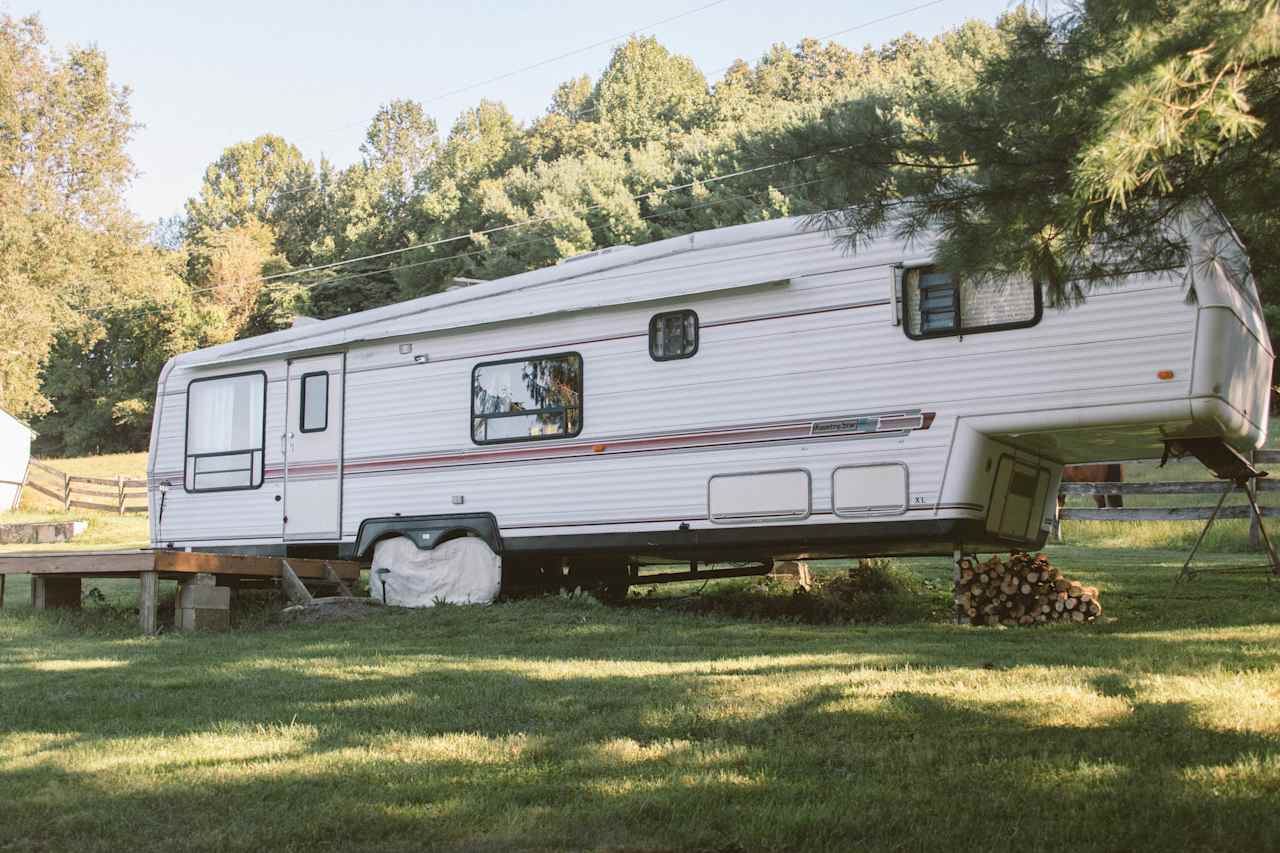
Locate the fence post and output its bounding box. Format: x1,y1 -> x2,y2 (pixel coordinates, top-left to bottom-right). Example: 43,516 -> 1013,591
116,474 -> 125,515
10,461 -> 28,511
62,471 -> 71,512
1249,451 -> 1261,550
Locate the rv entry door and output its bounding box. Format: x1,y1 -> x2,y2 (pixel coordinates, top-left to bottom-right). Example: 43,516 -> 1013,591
283,353 -> 344,541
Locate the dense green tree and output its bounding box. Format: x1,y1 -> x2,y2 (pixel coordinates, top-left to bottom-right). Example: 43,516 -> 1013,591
34,256 -> 230,455
0,14 -> 139,420
767,2 -> 1280,321
588,36 -> 709,148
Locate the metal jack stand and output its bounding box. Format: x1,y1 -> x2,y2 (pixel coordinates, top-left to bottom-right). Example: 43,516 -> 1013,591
1177,473 -> 1280,582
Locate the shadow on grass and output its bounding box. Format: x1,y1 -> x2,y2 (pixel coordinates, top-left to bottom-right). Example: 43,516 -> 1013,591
1,661 -> 1276,852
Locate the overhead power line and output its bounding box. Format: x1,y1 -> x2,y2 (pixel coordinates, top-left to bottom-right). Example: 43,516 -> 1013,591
82,147 -> 843,314
79,172 -> 830,321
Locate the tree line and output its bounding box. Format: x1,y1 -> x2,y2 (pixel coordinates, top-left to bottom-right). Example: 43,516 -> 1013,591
2,1 -> 1275,457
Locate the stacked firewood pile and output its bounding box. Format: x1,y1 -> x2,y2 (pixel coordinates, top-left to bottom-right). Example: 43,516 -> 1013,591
954,552 -> 1102,626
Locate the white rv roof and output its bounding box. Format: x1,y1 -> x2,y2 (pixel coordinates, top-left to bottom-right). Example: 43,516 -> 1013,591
179,215 -> 825,370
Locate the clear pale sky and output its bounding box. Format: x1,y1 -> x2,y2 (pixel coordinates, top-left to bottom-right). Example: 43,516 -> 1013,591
16,0 -> 1017,223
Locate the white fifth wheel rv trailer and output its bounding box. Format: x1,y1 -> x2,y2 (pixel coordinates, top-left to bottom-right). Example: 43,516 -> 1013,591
146,214 -> 1272,592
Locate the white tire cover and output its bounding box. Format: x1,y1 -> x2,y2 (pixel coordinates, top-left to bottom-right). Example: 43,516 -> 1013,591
369,535 -> 501,607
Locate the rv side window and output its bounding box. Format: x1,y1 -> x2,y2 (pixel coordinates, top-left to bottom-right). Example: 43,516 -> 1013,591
902,266 -> 1040,339
649,310 -> 698,360
184,371 -> 266,492
300,372 -> 328,433
471,352 -> 582,444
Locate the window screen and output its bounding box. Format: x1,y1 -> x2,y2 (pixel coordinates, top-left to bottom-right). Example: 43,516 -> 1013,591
649,310 -> 698,360
903,266 -> 1039,338
472,353 -> 582,444
300,372 -> 328,433
184,372 -> 266,492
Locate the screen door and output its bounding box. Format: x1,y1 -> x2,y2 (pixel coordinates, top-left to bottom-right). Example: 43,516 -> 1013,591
283,353 -> 344,540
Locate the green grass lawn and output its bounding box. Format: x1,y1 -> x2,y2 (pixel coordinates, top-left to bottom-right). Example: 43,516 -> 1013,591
2,546 -> 1278,852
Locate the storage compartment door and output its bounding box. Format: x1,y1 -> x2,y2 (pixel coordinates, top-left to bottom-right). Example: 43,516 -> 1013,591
708,469 -> 811,523
986,456 -> 1050,541
833,463 -> 908,517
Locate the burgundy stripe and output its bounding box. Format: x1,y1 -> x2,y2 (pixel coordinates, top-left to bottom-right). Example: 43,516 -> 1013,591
263,412 -> 934,479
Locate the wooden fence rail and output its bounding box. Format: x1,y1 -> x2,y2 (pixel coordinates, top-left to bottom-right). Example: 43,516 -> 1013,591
22,459 -> 147,515
1056,449 -> 1280,546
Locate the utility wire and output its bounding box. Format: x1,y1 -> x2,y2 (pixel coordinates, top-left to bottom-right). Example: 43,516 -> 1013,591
79,148 -> 842,314
80,173 -> 829,320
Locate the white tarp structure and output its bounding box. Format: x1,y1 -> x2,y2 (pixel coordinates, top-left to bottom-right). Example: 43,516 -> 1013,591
0,409 -> 34,512
369,536 -> 501,607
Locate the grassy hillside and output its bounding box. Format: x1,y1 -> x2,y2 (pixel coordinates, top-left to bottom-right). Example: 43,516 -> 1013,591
0,546 -> 1277,852
3,452 -> 149,552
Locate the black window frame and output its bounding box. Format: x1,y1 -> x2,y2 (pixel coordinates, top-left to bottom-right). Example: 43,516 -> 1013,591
470,351 -> 584,446
183,369 -> 268,494
299,370 -> 329,434
649,309 -> 699,361
902,265 -> 1043,341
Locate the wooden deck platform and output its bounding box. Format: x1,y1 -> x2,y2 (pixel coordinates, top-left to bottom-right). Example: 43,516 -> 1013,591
0,549 -> 365,633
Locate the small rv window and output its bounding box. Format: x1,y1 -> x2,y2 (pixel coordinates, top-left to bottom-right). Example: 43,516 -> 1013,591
471,352 -> 582,444
902,266 -> 1040,339
649,310 -> 698,360
300,372 -> 328,433
184,371 -> 266,493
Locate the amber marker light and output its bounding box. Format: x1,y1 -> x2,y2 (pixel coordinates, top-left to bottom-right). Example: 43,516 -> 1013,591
1157,370 -> 1175,380
592,444 -> 607,453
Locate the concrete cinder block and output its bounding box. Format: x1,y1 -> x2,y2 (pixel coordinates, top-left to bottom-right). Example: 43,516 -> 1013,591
176,607 -> 231,632
31,576 -> 81,609
177,584 -> 231,610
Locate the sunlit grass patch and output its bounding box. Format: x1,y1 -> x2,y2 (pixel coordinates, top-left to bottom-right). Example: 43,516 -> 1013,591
1,546 -> 1278,852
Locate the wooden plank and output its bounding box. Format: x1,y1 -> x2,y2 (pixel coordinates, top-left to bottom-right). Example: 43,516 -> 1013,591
68,474 -> 126,487
0,550 -> 156,576
1256,450 -> 1280,464
139,571 -> 157,635
27,459 -> 65,477
10,461 -> 28,511
68,499 -> 120,513
323,561 -> 355,598
153,551 -> 364,579
280,560 -> 314,605
71,486 -> 124,499
24,480 -> 65,502
1059,480 -> 1280,495
122,479 -> 147,488
1061,506 -> 1266,522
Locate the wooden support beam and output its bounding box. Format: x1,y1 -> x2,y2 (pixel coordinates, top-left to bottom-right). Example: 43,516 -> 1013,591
323,561 -> 355,598
0,550 -> 155,576
154,551 -> 363,580
1061,506 -> 1266,522
280,560 -> 314,606
139,571 -> 158,635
